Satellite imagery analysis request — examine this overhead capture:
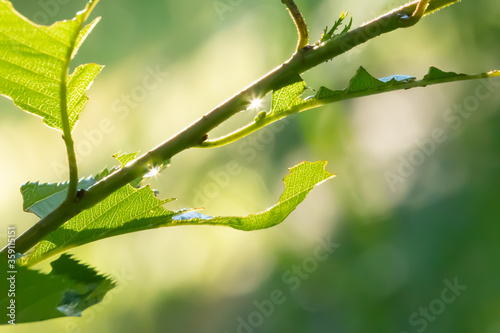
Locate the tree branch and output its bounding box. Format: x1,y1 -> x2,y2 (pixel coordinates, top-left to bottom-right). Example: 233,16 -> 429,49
1,0 -> 462,256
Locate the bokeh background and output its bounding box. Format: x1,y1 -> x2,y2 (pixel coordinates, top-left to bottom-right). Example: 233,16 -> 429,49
1,0 -> 500,332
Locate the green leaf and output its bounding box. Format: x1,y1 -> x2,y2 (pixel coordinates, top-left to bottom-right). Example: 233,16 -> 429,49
346,66 -> 391,92
20,152 -> 143,220
113,152 -> 139,167
426,0 -> 461,15
423,66 -> 467,81
320,11 -> 353,43
316,66 -> 499,102
270,66 -> 500,117
113,151 -> 165,187
22,161 -> 334,266
270,75 -> 307,116
21,167 -> 117,219
48,254 -> 115,317
21,184 -> 178,266
181,161 -> 336,231
0,254 -> 114,325
0,0 -> 102,131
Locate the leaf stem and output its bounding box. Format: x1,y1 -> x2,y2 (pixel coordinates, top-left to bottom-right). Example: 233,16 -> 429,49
199,114 -> 284,148
58,0 -> 99,201
1,0 -> 463,256
60,43 -> 79,201
282,0 -> 310,51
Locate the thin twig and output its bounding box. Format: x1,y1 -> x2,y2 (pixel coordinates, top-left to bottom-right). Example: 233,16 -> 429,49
282,0 -> 310,51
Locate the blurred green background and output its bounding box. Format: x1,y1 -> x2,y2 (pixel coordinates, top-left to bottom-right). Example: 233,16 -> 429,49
1,0 -> 500,332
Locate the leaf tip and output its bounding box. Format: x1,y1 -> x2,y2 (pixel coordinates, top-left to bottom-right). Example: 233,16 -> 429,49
487,70 -> 500,77
76,0 -> 100,23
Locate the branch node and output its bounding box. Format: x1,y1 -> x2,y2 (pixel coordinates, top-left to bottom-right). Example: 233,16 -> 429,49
399,0 -> 431,27
200,133 -> 209,145
75,189 -> 85,202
